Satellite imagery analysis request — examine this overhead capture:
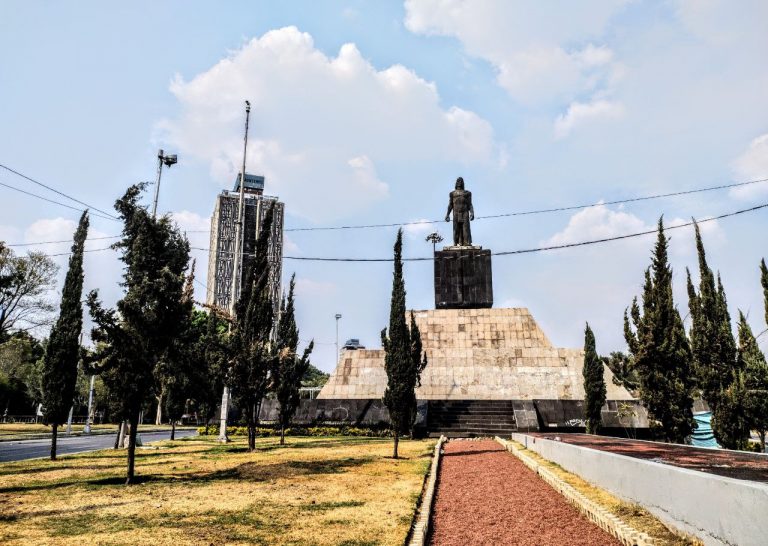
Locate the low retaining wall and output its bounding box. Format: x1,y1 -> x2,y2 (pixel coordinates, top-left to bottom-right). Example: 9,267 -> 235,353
511,433 -> 768,546
408,435 -> 446,546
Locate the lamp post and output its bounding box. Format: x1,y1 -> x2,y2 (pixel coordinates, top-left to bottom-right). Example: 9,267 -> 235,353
335,313 -> 342,363
426,232 -> 443,253
218,100 -> 251,443
151,149 -> 178,218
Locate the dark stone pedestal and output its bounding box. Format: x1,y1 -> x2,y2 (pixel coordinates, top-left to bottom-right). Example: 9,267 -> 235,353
434,247 -> 493,309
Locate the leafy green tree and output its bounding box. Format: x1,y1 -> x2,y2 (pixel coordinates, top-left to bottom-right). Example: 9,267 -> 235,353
624,218 -> 696,443
0,244 -> 58,337
197,309 -> 227,434
738,311 -> 768,452
41,212 -> 89,459
160,265 -> 199,441
229,203 -> 275,451
583,323 -> 606,434
761,258 -> 768,328
301,364 -> 329,388
272,274 -> 314,445
0,332 -> 45,413
601,351 -> 638,393
381,229 -> 427,459
87,184 -> 190,484
686,221 -> 737,418
712,372 -> 751,450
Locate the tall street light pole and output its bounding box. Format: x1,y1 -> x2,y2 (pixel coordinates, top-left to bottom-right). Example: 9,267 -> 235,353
218,100 -> 251,443
335,313 -> 342,364
151,149 -> 178,218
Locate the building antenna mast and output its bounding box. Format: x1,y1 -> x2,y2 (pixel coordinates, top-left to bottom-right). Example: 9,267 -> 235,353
218,99 -> 251,443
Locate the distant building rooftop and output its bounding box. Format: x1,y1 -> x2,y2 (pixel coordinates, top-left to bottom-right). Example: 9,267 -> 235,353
343,339 -> 365,350
233,173 -> 265,193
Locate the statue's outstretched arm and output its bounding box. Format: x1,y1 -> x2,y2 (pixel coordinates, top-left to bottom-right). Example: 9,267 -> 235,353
445,195 -> 453,222
469,194 -> 475,221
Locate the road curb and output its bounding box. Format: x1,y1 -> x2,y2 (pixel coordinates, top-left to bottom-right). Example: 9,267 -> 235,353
408,435 -> 446,546
495,436 -> 658,546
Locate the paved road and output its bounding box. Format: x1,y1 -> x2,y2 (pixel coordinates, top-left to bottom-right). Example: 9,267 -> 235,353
0,429 -> 197,462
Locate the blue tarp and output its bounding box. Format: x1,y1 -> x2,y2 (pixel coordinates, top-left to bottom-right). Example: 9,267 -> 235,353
691,411 -> 720,448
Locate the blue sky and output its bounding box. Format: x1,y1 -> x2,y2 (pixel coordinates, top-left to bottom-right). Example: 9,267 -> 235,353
1,1 -> 767,371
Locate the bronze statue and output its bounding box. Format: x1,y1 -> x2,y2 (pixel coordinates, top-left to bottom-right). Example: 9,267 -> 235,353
445,177 -> 474,246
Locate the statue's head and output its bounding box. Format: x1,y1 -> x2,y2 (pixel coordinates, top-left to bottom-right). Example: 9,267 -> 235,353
455,177 -> 465,190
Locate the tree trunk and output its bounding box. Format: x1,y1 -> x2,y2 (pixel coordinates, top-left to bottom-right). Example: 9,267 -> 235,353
126,413 -> 139,485
393,432 -> 399,459
50,423 -> 58,460
170,421 -> 176,441
760,430 -> 766,453
114,421 -> 123,449
155,393 -> 163,425
118,420 -> 128,448
280,424 -> 285,445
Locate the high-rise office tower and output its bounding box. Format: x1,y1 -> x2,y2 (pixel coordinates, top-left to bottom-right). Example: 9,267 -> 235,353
206,173 -> 284,313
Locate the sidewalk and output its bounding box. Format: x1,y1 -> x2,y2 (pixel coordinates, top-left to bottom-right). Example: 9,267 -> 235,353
429,439 -> 621,546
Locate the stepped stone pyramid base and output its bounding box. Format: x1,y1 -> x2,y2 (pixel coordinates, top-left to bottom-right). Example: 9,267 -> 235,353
313,308 -> 646,433
319,308 -> 634,402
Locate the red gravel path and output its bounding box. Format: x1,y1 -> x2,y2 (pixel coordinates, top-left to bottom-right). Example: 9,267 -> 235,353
533,433 -> 768,483
429,439 -> 621,546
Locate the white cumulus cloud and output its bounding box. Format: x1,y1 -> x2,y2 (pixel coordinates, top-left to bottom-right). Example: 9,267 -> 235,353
404,0 -> 628,105
730,134 -> 768,200
159,26 -> 499,223
542,204 -> 648,247
554,99 -> 625,139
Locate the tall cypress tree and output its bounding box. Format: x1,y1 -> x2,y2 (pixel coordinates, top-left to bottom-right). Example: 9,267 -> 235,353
41,211 -> 89,460
686,221 -> 737,415
381,229 -> 427,459
199,310 -> 227,434
624,218 -> 695,443
229,203 -> 275,452
582,323 -> 606,434
738,311 -> 768,452
87,184 -> 189,484
161,263 -> 198,441
272,274 -> 314,445
761,258 -> 768,328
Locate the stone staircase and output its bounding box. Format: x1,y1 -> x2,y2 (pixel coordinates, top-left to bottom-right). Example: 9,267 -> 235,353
426,400 -> 518,437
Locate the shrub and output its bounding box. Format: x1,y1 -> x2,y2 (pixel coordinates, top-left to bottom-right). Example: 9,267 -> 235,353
196,424 -> 394,438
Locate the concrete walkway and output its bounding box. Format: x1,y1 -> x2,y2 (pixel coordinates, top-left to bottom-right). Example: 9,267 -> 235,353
429,439 -> 621,546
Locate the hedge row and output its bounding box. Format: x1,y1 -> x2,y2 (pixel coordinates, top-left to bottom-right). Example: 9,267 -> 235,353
197,425 -> 393,438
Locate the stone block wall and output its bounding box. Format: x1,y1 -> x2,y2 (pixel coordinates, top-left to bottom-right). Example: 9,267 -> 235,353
318,308 -> 635,402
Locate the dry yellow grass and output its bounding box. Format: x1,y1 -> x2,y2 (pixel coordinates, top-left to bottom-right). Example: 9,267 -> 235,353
0,435 -> 434,545
509,441 -> 699,546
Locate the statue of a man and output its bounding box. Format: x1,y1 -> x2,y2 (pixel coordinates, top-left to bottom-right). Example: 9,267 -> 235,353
445,177 -> 474,246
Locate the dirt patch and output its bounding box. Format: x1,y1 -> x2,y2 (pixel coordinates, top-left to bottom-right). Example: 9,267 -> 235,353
429,439 -> 621,546
533,434 -> 768,483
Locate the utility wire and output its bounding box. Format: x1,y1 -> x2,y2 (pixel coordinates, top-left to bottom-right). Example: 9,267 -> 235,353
283,176 -> 768,232
0,163 -> 119,220
6,176 -> 768,247
191,201 -> 768,262
0,180 -> 117,222
41,246 -> 116,258
5,235 -> 122,247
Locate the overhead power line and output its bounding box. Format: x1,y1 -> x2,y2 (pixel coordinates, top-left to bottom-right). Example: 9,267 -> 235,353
5,175 -> 768,247
191,201 -> 768,262
0,180 -> 117,222
0,163 -> 119,220
5,235 -> 121,247
283,176 -> 768,232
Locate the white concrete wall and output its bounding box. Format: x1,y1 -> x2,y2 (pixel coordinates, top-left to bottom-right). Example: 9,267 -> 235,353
511,433 -> 768,546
